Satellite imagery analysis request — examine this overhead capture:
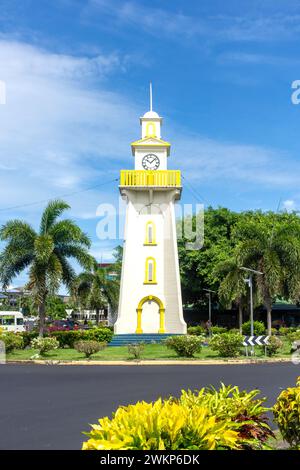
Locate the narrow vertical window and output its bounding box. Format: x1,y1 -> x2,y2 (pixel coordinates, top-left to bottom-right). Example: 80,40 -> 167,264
146,122 -> 156,137
148,260 -> 153,281
144,257 -> 157,284
145,221 -> 156,245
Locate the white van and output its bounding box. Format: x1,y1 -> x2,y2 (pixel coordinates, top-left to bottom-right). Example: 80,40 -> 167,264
0,311 -> 25,332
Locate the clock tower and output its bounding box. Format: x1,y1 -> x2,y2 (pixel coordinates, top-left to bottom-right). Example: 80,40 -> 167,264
114,86 -> 186,338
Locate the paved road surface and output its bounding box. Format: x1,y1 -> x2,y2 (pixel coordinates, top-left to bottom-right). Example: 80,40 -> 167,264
0,363 -> 298,449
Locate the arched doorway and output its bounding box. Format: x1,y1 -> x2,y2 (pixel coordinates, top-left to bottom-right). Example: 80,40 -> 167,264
136,295 -> 165,334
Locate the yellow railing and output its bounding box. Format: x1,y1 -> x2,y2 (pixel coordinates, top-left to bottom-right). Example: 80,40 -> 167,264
120,170 -> 181,187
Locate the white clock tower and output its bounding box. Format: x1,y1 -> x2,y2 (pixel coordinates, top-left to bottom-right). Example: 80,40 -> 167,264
114,86 -> 186,337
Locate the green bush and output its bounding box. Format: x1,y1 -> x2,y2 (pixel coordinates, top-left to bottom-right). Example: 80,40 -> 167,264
210,326 -> 227,335
82,383 -> 273,450
242,321 -> 265,336
273,377 -> 300,449
74,340 -> 106,358
209,333 -> 243,357
50,328 -> 113,348
85,328 -> 113,344
128,343 -> 145,360
0,332 -> 24,353
265,335 -> 283,356
30,337 -> 59,356
287,330 -> 300,344
278,327 -> 292,336
21,330 -> 39,348
165,335 -> 203,357
187,325 -> 206,336
228,328 -> 240,335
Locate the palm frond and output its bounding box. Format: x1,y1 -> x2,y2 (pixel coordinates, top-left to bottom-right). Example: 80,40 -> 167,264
40,199 -> 70,234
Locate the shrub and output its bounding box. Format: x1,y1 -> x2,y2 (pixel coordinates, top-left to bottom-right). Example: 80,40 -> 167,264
242,321 -> 265,336
30,337 -> 59,356
287,330 -> 300,344
265,335 -> 283,356
165,335 -> 203,357
82,383 -> 273,450
273,377 -> 300,449
187,325 -> 206,336
278,327 -> 292,336
85,328 -> 113,344
0,332 -> 24,353
74,340 -> 106,358
180,384 -> 274,450
50,328 -> 113,348
209,333 -> 243,357
228,328 -> 240,335
21,330 -> 39,348
128,343 -> 145,360
210,326 -> 227,335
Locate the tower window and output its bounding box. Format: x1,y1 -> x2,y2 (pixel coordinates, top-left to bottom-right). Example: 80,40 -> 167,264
145,221 -> 157,245
146,122 -> 156,137
144,257 -> 157,284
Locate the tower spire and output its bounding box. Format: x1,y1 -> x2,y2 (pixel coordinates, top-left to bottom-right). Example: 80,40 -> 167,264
149,82 -> 152,112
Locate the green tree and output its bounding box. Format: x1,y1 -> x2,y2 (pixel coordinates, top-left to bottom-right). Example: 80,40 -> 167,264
0,200 -> 93,336
215,257 -> 248,333
178,207 -> 239,307
46,295 -> 67,320
234,212 -> 300,335
73,263 -> 119,325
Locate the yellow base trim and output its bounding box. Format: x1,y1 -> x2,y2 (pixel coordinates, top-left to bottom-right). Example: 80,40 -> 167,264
143,243 -> 157,246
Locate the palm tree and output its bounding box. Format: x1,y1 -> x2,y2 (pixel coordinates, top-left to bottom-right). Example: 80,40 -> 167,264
215,258 -> 247,333
235,217 -> 300,335
0,200 -> 93,336
73,263 -> 119,325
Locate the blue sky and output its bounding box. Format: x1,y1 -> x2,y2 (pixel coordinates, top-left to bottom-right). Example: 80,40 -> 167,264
1,0 -> 300,287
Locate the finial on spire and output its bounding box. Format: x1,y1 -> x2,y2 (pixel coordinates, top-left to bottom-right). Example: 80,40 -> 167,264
149,82 -> 152,112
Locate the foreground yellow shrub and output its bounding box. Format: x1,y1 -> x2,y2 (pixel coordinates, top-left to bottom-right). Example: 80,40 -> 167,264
273,376 -> 300,449
82,399 -> 239,450
82,384 -> 273,450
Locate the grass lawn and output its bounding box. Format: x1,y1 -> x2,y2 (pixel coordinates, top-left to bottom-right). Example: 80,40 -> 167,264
7,338 -> 292,362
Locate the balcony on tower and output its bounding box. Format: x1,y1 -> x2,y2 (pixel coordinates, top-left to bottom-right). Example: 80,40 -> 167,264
119,170 -> 181,190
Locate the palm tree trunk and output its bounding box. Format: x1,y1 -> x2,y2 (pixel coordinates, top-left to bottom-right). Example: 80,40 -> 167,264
238,304 -> 243,334
95,307 -> 100,325
267,308 -> 272,336
38,301 -> 46,337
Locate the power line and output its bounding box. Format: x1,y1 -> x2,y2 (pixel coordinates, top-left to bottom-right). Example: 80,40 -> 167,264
0,177 -> 119,212
181,173 -> 210,205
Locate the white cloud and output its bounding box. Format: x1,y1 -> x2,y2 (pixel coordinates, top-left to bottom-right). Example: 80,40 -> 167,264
283,199 -> 296,212
171,132 -> 300,189
0,39 -> 138,223
86,1 -> 300,43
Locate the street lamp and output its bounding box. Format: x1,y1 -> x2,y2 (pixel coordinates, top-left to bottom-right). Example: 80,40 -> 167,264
203,288 -> 216,335
239,267 -> 263,355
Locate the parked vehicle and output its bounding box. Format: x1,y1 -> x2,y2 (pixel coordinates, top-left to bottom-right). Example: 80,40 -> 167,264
0,311 -> 25,332
46,319 -> 83,331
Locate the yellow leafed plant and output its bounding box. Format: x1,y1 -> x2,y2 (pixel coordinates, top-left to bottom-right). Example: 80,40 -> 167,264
82,383 -> 274,450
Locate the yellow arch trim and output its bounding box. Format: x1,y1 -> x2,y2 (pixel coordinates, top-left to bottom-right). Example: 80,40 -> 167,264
136,295 -> 165,334
145,121 -> 156,137
144,256 -> 157,284
144,220 -> 157,245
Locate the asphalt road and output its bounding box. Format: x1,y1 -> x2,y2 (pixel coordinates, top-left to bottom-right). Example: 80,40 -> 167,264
0,363 -> 299,450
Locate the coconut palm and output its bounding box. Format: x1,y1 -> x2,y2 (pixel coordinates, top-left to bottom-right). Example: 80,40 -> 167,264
235,217 -> 300,335
73,263 -> 119,325
0,200 -> 93,336
215,257 -> 248,333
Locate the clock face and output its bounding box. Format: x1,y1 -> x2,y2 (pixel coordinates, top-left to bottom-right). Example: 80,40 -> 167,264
142,154 -> 160,170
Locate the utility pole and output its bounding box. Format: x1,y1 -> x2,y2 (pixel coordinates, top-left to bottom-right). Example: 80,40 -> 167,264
203,288 -> 216,337
239,267 -> 263,355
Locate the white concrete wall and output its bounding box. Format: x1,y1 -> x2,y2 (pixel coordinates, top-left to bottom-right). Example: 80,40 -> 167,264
115,189 -> 186,335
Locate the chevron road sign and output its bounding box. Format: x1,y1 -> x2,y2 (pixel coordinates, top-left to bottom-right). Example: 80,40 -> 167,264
243,336 -> 269,347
